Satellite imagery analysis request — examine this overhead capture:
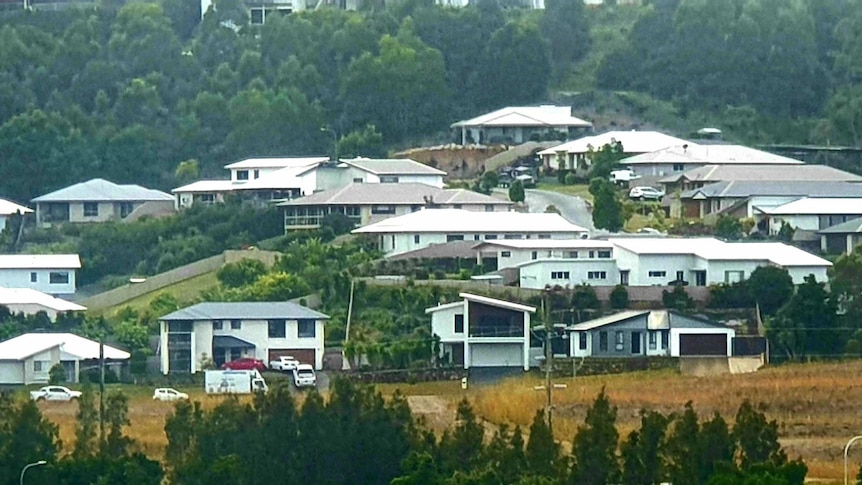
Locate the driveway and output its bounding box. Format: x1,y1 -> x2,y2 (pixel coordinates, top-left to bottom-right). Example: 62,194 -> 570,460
524,189 -> 596,231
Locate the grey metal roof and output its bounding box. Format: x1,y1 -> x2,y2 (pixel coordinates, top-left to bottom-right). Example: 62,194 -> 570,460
681,181 -> 862,199
387,240 -> 479,260
160,302 -> 329,321
663,164 -> 861,184
213,335 -> 256,348
32,178 -> 174,203
818,217 -> 862,234
341,158 -> 446,176
279,183 -> 510,207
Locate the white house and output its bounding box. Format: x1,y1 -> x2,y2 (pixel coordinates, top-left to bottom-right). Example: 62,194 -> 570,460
352,208 -> 589,256
31,179 -> 175,227
0,254 -> 81,296
620,144 -> 803,178
450,105 -> 592,145
0,288 -> 85,320
538,130 -> 692,171
280,183 -> 511,230
427,292 -> 535,370
316,158 -> 447,190
158,301 -> 329,373
754,198 -> 862,236
0,198 -> 32,232
0,333 -> 129,385
567,310 -> 735,359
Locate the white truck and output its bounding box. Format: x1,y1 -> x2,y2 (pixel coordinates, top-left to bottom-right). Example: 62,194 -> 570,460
609,169 -> 640,184
205,369 -> 268,395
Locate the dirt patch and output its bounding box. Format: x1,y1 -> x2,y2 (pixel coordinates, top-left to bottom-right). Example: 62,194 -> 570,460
394,144 -> 507,179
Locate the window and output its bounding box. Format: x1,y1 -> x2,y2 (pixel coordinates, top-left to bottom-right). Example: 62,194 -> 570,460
579,332 -> 587,350
230,320 -> 241,330
49,272 -> 69,284
268,319 -> 286,338
501,251 -> 511,258
551,271 -> 570,280
236,170 -> 249,181
414,235 -> 420,244
661,330 -> 669,349
371,205 -> 396,214
531,251 -> 538,260
588,271 -> 607,280
30,272 -> 37,283
212,320 -> 223,331
298,319 -> 316,338
34,360 -> 50,372
725,270 -> 745,283
454,314 -> 464,333
120,202 -> 134,218
83,202 -> 98,217
485,205 -> 494,212
253,170 -> 260,179
568,251 -> 579,258
599,331 -> 608,351
200,194 -> 215,203
649,331 -> 657,350
446,235 -> 465,242
597,250 -> 611,258
589,251 -> 595,258
379,176 -> 399,183
353,177 -> 364,183
504,234 -> 524,239
648,271 -> 667,278
453,204 -> 462,209
673,163 -> 685,171
615,331 -> 624,351
474,235 -> 480,240
484,235 -> 497,240
537,234 -> 551,239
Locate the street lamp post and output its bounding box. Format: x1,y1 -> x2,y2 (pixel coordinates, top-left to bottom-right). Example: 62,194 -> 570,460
320,126 -> 338,162
20,460 -> 46,485
845,435 -> 862,485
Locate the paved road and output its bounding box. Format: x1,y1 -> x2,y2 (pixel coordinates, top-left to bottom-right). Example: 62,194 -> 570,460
524,189 -> 596,231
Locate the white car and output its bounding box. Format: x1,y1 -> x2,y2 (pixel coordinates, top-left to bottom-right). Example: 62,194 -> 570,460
269,356 -> 300,372
153,388 -> 189,402
629,186 -> 666,201
292,364 -> 317,388
30,386 -> 82,402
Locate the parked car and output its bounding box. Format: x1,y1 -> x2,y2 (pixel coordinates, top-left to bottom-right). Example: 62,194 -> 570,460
610,169 -> 640,184
292,364 -> 317,388
30,386 -> 81,402
222,357 -> 267,372
153,388 -> 189,402
269,355 -> 300,372
629,186 -> 666,201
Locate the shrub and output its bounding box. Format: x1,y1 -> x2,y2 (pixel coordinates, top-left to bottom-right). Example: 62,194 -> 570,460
217,258 -> 268,288
564,172 -> 577,185
49,363 -> 66,385
610,285 -> 629,309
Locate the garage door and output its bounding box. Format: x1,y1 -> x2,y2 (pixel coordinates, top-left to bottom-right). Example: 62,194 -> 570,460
470,343 -> 523,367
268,349 -> 316,366
0,362 -> 23,384
679,334 -> 727,356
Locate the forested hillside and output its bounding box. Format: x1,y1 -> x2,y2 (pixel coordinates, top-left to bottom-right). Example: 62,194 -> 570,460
0,0 -> 860,203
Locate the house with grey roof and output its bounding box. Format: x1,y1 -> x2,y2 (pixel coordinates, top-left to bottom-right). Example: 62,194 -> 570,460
159,301 -> 329,373
818,218 -> 862,255
316,157 -> 447,190
279,183 -> 511,231
621,144 -> 803,178
32,178 -> 174,227
662,164 -> 861,195
450,105 -> 592,145
0,333 -> 129,385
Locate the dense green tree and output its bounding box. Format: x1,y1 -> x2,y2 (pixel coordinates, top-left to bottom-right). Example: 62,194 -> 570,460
337,124 -> 387,159
747,266 -> 794,317
610,285 -> 629,310
767,275 -> 839,359
476,20 -> 550,110
589,178 -> 623,232
621,410 -> 669,485
571,388 -> 620,485
508,179 -> 526,203
525,410 -> 560,479
217,258 -> 268,288
439,399 -> 486,475
715,215 -> 743,240
541,0 -> 590,74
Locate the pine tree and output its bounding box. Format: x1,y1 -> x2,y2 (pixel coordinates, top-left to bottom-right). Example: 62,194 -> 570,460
73,380 -> 98,459
525,410 -> 560,479
665,402 -> 701,485
570,388 -> 620,485
733,400 -> 786,470
439,399 -> 486,475
621,410 -> 669,485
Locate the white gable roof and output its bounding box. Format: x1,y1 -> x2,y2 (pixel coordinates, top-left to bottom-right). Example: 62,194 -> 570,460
460,292 -> 536,313
473,239 -> 613,250
451,105 -> 592,129
621,144 -> 803,165
758,197 -> 862,216
0,254 -> 81,269
0,333 -> 129,361
352,208 -> 587,234
171,180 -> 236,194
0,198 -> 32,216
539,131 -> 692,156
224,157 -> 328,170
0,288 -> 86,312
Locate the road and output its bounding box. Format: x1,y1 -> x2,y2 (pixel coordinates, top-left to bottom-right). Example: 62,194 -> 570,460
523,188 -> 596,231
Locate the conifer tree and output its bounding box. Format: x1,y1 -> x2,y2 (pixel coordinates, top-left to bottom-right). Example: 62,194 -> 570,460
621,410 -> 669,485
526,409 -> 560,479
570,388 -> 619,485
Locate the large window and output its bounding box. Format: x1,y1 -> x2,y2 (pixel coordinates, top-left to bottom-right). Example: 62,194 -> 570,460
371,205 -> 396,214
725,271 -> 744,283
454,314 -> 464,333
49,272 -> 69,284
588,271 -> 606,280
551,271 -> 570,280
597,250 -> 611,258
298,319 -> 316,338
236,170 -> 249,180
212,320 -> 223,331
379,176 -> 399,183
446,235 -> 465,242
120,202 -> 134,218
599,331 -> 608,351
83,202 -> 98,217
268,319 -> 286,338
167,321 -> 193,373
649,331 -> 657,350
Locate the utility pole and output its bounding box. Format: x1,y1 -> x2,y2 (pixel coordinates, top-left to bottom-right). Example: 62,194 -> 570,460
543,297 -> 553,428
99,338 -> 105,446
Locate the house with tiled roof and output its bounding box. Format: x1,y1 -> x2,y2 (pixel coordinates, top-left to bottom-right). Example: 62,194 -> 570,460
450,105 -> 592,145
32,179 -> 174,227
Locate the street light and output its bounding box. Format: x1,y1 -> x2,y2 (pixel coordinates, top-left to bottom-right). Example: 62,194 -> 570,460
320,126 -> 338,162
846,436 -> 862,485
20,460 -> 46,485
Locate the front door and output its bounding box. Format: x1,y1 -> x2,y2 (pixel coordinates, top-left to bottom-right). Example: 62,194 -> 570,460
631,332 -> 641,354
694,270 -> 707,286
620,270 -> 629,286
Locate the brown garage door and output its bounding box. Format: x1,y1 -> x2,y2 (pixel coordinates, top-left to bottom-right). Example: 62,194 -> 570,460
679,334 -> 727,356
268,349 -> 316,366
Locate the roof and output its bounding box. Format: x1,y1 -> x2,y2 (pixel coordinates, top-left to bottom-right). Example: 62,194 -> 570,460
758,198 -> 862,216
818,217 -> 862,234
224,157 -> 328,170
568,310 -> 649,331
0,198 -> 32,216
451,105 -> 592,129
0,333 -> 129,361
352,209 -> 587,235
662,164 -> 861,184
568,310 -> 726,331
388,240 -> 479,261
424,301 -> 464,314
538,131 -> 692,156
621,144 -> 803,166
278,183 -> 511,207
460,292 -> 536,313
473,239 -> 614,250
32,179 -> 174,203
681,181 -> 862,199
340,158 -> 446,176
213,335 -> 256,348
608,237 -> 831,267
171,180 -> 236,194
0,254 -> 81,269
160,301 -> 329,321
0,288 -> 86,312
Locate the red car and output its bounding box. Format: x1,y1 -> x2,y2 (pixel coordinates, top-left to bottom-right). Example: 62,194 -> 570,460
222,357 -> 267,372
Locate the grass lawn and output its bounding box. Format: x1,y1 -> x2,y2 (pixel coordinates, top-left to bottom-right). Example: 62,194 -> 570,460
95,271 -> 220,318
534,182 -> 594,203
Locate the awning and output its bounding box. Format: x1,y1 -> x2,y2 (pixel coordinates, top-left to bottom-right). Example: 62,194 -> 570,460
212,335 -> 256,349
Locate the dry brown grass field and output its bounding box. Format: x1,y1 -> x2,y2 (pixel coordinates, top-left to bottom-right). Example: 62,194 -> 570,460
32,361 -> 862,483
